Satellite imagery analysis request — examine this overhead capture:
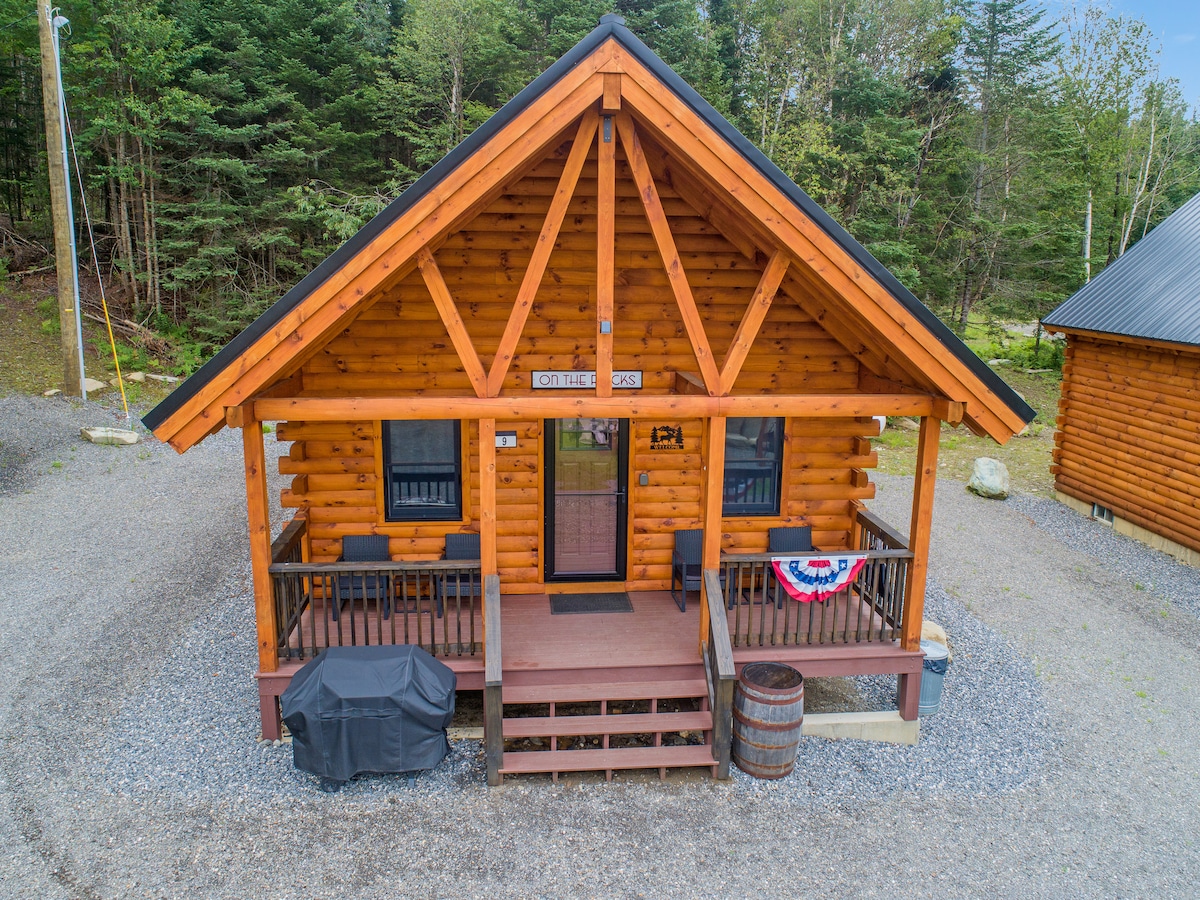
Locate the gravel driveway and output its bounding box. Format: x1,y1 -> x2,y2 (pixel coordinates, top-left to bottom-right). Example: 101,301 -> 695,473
1,394 -> 1197,898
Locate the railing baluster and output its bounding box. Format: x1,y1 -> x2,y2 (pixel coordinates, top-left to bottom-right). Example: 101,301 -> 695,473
269,549 -> 483,662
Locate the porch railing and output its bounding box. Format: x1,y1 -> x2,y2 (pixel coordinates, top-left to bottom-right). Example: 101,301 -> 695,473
722,510 -> 913,648
268,520 -> 483,660
702,568 -> 736,779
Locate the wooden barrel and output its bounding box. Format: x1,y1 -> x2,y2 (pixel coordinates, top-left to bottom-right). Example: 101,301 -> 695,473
732,662 -> 804,779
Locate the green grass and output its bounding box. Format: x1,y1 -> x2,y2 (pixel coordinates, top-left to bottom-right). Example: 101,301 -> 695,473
872,367 -> 1061,495
0,282 -> 175,406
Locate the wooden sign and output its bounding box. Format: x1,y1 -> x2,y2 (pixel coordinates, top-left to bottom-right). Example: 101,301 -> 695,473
532,370 -> 643,389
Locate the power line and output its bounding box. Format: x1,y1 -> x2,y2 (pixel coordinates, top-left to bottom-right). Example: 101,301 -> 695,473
0,11 -> 36,32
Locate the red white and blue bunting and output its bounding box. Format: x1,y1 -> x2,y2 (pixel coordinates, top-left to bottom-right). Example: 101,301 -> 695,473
772,554 -> 868,603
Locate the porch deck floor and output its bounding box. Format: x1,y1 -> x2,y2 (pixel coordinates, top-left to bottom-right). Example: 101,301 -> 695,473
277,588 -> 919,687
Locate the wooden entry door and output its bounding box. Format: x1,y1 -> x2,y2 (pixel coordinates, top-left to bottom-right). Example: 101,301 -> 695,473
545,418 -> 629,581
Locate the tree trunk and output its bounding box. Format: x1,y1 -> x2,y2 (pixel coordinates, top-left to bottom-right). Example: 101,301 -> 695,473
1083,187 -> 1093,283
1120,109 -> 1157,256
116,131 -> 140,309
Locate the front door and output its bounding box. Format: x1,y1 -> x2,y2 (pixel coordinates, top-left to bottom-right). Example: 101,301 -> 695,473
545,418 -> 628,581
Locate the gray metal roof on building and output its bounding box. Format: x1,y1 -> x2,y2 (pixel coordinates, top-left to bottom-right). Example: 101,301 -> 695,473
1043,191 -> 1200,346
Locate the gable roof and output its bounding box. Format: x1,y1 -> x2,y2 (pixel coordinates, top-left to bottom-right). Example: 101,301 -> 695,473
145,15 -> 1033,448
1043,191 -> 1200,347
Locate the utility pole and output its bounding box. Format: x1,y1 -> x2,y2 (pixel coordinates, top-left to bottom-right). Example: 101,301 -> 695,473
37,3 -> 85,397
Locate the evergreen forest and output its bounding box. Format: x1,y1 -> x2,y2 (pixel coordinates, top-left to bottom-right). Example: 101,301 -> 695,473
1,0 -> 1196,372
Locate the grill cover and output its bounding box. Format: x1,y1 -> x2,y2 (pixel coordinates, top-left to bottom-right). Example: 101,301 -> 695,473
281,646 -> 456,785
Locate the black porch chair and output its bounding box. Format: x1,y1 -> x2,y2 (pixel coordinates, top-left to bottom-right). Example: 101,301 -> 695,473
435,532 -> 481,618
762,525 -> 814,608
334,534 -> 392,620
670,529 -> 725,612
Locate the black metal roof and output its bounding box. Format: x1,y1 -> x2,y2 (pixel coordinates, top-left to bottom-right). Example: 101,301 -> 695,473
1043,191 -> 1200,346
145,15 -> 1033,433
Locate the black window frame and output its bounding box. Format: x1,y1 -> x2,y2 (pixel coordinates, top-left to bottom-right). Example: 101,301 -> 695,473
722,417 -> 784,517
382,420 -> 463,522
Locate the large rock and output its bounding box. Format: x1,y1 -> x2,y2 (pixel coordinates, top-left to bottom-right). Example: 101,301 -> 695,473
82,378 -> 107,394
81,426 -> 140,446
921,621 -> 948,648
967,457 -> 1010,499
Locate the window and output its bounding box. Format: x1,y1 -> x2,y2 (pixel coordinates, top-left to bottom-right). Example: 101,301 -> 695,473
1092,503 -> 1114,525
383,420 -> 462,521
723,417 -> 783,516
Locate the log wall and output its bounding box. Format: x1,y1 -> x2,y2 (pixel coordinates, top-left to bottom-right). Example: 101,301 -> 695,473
279,415 -> 877,593
300,140 -> 859,397
277,125 -> 879,591
1053,335 -> 1200,553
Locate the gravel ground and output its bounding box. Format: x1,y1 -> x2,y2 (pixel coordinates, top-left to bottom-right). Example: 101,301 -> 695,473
0,395 -> 1197,898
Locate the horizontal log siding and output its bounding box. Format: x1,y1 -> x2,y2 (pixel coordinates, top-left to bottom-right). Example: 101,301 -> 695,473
626,416 -> 877,590
300,140 -> 860,397
628,417 -> 704,588
284,130 -> 876,587
1054,336 -> 1200,554
281,414 -> 876,589
468,419 -> 542,591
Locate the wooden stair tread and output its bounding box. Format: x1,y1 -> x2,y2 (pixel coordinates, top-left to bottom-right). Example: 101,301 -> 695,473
503,711 -> 712,738
500,744 -> 716,774
502,678 -> 708,704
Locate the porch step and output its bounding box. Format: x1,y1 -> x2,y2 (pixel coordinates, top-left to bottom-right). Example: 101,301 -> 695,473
497,666 -> 714,780
501,677 -> 708,705
502,711 -> 712,738
500,744 -> 716,776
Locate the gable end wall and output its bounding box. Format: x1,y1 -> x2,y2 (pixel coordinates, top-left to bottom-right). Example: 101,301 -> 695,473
1053,335 -> 1200,554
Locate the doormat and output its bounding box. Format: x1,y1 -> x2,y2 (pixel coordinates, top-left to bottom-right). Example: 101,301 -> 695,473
549,593 -> 634,615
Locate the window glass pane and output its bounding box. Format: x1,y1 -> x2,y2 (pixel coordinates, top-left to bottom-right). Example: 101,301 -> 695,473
384,420 -> 461,520
723,417 -> 782,516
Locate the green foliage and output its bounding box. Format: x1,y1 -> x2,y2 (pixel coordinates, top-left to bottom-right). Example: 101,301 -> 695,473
0,0 -> 1195,363
92,337 -> 152,375
972,334 -> 1066,371
36,297 -> 59,336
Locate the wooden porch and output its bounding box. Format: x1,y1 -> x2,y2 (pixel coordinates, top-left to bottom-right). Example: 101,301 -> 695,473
263,584 -> 922,683
258,508 -> 922,782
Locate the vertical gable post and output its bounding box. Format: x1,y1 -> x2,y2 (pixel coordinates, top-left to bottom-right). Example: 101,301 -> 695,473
596,86 -> 618,398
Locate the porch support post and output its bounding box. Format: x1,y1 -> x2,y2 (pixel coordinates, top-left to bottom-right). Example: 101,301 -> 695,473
699,416 -> 726,646
241,408 -> 280,738
479,418 -> 498,576
479,419 -> 503,784
898,414 -> 939,720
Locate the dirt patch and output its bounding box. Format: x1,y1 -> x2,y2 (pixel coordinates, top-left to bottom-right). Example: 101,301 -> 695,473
0,280 -> 174,408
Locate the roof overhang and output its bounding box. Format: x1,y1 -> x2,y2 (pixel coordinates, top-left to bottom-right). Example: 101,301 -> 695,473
145,17 -> 1034,451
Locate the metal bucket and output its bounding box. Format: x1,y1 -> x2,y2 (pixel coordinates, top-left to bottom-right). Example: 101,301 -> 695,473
732,662 -> 804,779
918,639 -> 950,716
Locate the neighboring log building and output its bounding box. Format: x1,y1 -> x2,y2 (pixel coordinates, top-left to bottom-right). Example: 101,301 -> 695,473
1044,192 -> 1200,568
146,16 -> 1033,784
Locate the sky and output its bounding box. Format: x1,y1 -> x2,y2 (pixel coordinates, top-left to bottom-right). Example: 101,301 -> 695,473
1056,1 -> 1200,108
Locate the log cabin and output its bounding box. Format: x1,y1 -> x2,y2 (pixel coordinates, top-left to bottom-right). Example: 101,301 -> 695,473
1043,191 -> 1200,569
144,15 -> 1034,784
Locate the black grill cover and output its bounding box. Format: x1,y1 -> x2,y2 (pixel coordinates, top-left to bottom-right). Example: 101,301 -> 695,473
281,646 -> 456,785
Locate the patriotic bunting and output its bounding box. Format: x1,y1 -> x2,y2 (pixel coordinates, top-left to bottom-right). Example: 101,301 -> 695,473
772,554 -> 868,603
